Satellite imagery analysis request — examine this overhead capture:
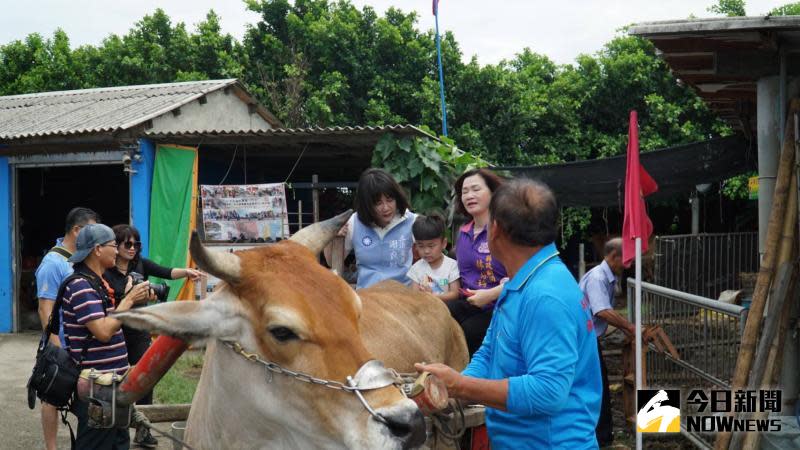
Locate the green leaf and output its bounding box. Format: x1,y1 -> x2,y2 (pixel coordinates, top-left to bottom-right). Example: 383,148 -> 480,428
397,137 -> 413,152
407,158 -> 425,177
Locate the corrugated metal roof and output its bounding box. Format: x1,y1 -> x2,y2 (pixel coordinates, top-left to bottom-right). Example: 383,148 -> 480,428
145,124 -> 436,139
0,79 -> 244,139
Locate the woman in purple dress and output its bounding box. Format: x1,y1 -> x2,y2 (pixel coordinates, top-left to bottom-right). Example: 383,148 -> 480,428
449,168 -> 508,356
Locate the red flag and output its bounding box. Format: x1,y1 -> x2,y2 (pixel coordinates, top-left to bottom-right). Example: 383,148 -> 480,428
433,0 -> 440,15
622,110 -> 658,268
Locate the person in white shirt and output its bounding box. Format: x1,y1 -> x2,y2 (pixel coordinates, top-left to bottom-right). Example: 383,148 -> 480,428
407,214 -> 461,302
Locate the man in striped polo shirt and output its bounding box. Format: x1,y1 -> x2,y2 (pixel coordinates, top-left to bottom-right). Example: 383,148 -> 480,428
61,224 -> 152,449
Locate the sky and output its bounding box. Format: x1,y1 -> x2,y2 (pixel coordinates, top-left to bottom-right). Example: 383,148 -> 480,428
0,0 -> 791,65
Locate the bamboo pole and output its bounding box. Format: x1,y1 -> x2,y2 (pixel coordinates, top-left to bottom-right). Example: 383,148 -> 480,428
750,199 -> 796,384
740,271 -> 796,450
741,111 -> 800,450
715,99 -> 799,450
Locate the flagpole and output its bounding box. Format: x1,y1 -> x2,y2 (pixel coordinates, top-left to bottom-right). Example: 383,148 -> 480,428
635,236 -> 643,450
434,4 -> 448,137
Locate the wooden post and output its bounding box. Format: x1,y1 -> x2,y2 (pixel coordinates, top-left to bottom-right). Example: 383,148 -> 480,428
312,174 -> 320,224
740,169 -> 799,450
715,99 -> 799,450
198,273 -> 208,299
739,264 -> 795,450
298,200 -> 303,230
137,404 -> 191,423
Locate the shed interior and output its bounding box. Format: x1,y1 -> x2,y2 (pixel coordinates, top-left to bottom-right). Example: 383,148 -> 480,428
16,165 -> 129,331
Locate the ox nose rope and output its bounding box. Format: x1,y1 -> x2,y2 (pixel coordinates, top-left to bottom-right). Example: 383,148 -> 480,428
222,341 -> 404,425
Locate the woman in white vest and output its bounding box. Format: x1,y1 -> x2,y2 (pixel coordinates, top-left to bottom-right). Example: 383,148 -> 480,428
332,168 -> 416,289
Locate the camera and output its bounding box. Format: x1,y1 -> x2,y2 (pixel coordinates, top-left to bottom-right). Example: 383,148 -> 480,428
129,272 -> 170,302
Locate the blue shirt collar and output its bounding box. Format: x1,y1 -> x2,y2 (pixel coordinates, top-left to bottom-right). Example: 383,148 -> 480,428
504,242 -> 560,292
599,260 -> 616,284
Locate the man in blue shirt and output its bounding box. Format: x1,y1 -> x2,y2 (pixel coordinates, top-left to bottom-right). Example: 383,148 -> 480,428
579,237 -> 634,446
34,207 -> 97,450
418,180 -> 602,449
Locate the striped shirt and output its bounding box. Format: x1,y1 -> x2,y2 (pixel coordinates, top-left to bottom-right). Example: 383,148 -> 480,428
62,277 -> 129,375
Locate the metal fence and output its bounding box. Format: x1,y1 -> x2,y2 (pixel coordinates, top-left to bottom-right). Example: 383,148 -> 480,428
653,233 -> 759,300
628,280 -> 748,448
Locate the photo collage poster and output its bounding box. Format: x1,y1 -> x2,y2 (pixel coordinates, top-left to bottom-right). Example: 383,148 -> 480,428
200,183 -> 289,241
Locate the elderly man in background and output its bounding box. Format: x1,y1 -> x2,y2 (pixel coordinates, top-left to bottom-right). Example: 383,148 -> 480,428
418,179 -> 602,449
579,237 -> 635,446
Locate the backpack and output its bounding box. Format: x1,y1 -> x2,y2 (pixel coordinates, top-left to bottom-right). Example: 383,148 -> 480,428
26,271 -> 100,409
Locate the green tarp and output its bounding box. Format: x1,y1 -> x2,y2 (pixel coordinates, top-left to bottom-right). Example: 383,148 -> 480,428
148,145 -> 197,300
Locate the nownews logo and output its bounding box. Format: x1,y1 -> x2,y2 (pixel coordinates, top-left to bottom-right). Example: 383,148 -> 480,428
637,389 -> 784,433
637,390 -> 681,433
685,389 -> 782,433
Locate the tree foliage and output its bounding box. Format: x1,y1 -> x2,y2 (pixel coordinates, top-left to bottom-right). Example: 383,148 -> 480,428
707,0 -> 747,16
372,131 -> 485,214
770,2 -> 800,15
0,1 -> 747,234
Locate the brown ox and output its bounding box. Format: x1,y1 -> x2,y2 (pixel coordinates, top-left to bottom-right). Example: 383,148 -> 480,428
115,211 -> 468,450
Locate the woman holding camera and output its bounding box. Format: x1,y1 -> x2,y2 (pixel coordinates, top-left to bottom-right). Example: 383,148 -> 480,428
103,224 -> 201,448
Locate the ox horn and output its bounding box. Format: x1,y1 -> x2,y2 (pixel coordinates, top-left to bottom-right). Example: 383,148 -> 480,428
190,231 -> 241,282
290,209 -> 354,255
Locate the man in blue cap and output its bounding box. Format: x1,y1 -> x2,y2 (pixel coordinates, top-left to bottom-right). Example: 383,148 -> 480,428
60,223 -> 151,449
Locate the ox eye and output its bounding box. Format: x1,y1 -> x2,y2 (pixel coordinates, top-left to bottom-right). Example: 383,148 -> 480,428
269,326 -> 299,343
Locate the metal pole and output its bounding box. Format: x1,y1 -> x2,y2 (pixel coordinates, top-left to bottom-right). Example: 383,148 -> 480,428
779,46 -> 786,147
691,191 -> 699,235
635,237 -> 643,450
298,200 -> 303,230
312,174 -> 320,223
578,243 -> 586,279
757,77 -> 781,260
434,6 -> 448,136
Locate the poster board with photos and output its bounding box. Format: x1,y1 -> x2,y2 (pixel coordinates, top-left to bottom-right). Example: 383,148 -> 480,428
200,183 -> 289,241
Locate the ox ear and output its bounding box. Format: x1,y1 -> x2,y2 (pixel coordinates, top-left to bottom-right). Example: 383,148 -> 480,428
290,209 -> 353,255
113,296 -> 247,345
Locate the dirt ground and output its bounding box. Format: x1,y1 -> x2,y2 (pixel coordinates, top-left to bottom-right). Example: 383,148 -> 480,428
0,332 -> 175,450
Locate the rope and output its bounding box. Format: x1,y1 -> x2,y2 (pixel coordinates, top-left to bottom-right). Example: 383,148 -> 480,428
395,372 -> 468,446
138,420 -> 196,450
218,144 -> 238,185
284,143 -> 310,184
430,400 -> 467,445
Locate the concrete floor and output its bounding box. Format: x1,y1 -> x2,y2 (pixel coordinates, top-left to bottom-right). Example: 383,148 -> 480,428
0,332 -> 174,450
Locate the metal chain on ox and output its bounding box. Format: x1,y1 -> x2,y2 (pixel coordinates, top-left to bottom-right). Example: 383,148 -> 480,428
223,340 -> 414,425
223,341 -> 365,392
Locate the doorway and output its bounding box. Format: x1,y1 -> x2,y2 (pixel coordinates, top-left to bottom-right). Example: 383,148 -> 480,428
15,165 -> 129,332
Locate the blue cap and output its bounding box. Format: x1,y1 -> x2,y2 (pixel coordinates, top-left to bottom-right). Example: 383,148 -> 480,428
68,223 -> 116,263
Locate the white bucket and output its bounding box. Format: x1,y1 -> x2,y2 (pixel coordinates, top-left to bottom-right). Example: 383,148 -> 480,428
171,421 -> 187,450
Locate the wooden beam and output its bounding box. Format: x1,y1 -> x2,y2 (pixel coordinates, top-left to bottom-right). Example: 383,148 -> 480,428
662,52 -> 715,71
137,404 -> 191,423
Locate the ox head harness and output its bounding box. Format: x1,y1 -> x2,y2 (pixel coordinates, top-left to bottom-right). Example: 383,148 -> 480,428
222,341 -> 404,424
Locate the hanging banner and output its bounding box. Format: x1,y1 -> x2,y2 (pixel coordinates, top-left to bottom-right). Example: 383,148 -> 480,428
200,183 -> 289,241
150,145 -> 198,301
